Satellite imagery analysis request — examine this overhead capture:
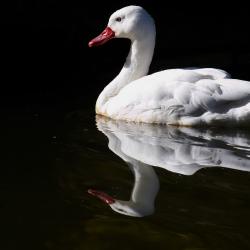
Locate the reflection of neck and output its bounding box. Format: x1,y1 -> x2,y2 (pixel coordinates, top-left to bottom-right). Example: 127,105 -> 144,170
96,33 -> 155,113
104,128 -> 159,217
130,161 -> 159,212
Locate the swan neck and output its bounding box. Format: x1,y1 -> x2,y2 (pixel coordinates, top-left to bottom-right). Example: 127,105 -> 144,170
96,32 -> 155,111
125,37 -> 155,80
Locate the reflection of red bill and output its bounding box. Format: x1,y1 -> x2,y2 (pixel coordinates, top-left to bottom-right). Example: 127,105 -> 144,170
88,189 -> 115,204
88,27 -> 115,47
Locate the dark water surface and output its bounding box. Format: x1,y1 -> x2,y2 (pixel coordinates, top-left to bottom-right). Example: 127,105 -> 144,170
2,106 -> 250,250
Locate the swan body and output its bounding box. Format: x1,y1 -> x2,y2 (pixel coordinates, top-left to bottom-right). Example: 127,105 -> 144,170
89,6 -> 250,126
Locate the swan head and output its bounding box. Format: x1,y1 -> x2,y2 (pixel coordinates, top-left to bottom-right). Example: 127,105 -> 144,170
88,5 -> 155,47
88,189 -> 153,217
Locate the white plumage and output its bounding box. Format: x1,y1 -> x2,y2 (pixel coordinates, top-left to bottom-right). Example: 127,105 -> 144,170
89,6 -> 250,126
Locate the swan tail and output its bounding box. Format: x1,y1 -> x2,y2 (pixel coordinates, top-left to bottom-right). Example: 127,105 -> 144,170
175,102 -> 250,127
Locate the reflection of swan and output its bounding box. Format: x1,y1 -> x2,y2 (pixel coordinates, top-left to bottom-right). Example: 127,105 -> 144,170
89,116 -> 250,217
89,5 -> 250,126
97,116 -> 250,175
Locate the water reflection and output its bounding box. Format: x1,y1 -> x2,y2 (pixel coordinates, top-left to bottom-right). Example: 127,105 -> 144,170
89,116 -> 250,217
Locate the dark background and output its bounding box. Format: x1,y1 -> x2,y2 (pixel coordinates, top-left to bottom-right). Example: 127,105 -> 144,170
1,2 -> 250,250
2,0 -> 250,113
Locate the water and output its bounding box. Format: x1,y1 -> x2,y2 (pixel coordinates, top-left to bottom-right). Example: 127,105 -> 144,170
2,107 -> 250,250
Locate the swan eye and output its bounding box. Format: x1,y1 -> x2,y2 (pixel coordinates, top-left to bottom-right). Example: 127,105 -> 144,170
115,17 -> 122,22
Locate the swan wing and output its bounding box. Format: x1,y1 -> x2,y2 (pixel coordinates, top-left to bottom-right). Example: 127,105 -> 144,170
189,68 -> 230,79
106,73 -> 250,125
190,79 -> 250,113
143,67 -> 230,83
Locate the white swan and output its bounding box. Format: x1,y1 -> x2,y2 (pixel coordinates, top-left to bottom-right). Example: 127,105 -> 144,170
89,5 -> 250,127
88,116 -> 250,217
